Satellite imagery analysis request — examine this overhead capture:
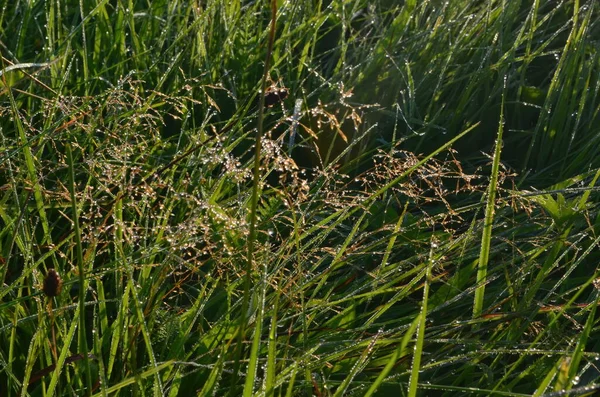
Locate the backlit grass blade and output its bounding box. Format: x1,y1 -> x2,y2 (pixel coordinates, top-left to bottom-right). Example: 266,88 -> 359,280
364,315 -> 420,397
472,77 -> 506,319
264,291 -> 280,397
90,361 -> 175,397
407,242 -> 435,397
332,331 -> 381,397
45,303 -> 81,397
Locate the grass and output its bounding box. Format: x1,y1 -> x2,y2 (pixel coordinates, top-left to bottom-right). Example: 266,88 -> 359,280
1,0 -> 600,395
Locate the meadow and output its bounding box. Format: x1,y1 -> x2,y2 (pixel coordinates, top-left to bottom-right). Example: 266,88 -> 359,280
1,0 -> 600,395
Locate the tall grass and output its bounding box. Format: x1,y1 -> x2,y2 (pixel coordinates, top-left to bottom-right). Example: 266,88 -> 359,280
1,0 -> 600,396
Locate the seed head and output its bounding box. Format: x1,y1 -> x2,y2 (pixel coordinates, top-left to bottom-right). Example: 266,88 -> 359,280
43,269 -> 63,297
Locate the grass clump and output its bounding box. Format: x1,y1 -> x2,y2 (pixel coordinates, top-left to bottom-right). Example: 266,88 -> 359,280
1,0 -> 600,396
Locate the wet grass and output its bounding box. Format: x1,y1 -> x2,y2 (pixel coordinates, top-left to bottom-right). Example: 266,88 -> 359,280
1,0 -> 600,395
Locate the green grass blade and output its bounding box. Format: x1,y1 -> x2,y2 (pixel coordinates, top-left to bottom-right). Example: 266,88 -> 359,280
66,143 -> 93,394
364,314 -> 420,397
91,361 -> 174,396
407,243 -> 434,397
46,303 -> 81,396
240,2 -> 278,395
472,78 -> 506,319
